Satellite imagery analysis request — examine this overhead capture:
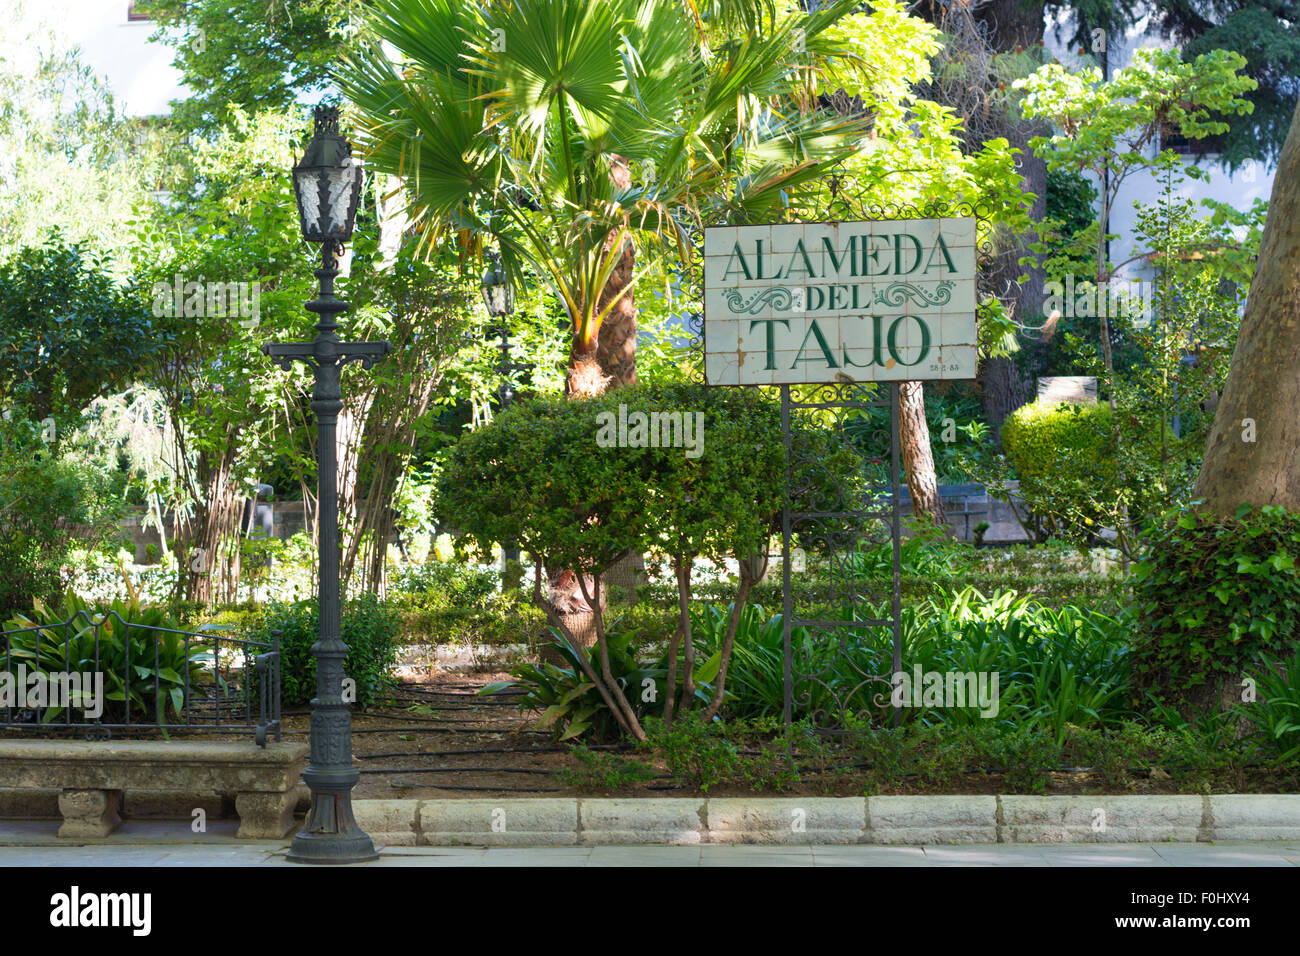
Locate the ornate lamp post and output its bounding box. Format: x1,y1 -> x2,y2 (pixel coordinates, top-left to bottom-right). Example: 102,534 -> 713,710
265,105 -> 390,864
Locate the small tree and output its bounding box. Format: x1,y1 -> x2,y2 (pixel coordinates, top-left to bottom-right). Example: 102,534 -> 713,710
435,394 -> 658,738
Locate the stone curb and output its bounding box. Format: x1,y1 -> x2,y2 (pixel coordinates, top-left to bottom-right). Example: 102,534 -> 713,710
350,795 -> 1300,847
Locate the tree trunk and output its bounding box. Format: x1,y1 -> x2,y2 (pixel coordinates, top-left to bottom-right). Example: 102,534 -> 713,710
1193,97 -> 1300,516
596,155 -> 637,389
549,155 -> 636,652
899,380 -> 946,527
185,440 -> 243,605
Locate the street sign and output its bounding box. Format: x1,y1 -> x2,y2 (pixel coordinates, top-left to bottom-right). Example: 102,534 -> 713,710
703,218 -> 977,385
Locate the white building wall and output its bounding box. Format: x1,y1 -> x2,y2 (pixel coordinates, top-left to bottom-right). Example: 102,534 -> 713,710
12,0 -> 186,118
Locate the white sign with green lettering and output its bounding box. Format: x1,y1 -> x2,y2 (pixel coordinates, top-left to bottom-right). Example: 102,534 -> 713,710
703,218 -> 977,385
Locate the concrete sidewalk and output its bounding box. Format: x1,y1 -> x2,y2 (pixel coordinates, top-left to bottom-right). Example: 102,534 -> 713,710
1,839 -> 1297,867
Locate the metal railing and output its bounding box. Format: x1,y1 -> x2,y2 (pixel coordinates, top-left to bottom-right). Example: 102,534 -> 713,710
0,610 -> 280,746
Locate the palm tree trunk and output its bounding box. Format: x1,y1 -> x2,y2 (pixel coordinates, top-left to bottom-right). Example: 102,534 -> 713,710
596,155 -> 637,389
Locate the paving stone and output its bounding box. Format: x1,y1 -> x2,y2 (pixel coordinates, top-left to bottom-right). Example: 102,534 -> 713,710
867,796 -> 997,844
1000,796 -> 1203,843
705,797 -> 865,844
418,799 -> 578,846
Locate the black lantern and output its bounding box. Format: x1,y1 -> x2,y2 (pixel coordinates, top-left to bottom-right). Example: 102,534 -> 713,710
480,249 -> 515,317
293,106 -> 364,243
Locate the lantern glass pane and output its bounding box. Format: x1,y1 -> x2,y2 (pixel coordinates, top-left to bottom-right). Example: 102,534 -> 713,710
295,169 -> 323,236
324,163 -> 361,234
480,284 -> 503,316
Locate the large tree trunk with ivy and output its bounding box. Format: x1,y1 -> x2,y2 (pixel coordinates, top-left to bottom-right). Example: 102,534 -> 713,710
1193,97 -> 1300,516
899,381 -> 946,527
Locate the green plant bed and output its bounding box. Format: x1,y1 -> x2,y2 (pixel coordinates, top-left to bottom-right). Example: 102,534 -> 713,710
544,717 -> 1300,797
242,594 -> 399,709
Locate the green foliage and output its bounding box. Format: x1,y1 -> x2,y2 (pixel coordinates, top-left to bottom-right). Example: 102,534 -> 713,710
339,0 -> 872,360
556,746 -> 657,791
395,595 -> 549,647
482,627 -> 697,742
137,0 -> 355,135
845,388 -> 989,485
389,562 -> 499,612
3,591 -> 212,723
689,603 -> 787,720
247,594 -> 399,709
1045,166 -> 1099,241
0,238 -> 156,424
436,383 -> 821,581
1149,0 -> 1300,167
1238,650 -> 1300,764
669,588 -> 1132,740
642,713 -> 745,792
0,414 -> 123,620
1001,401 -> 1114,481
0,17 -> 168,264
1130,505 -> 1300,714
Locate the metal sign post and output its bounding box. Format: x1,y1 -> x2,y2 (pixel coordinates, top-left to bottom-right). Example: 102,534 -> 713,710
702,214 -> 979,734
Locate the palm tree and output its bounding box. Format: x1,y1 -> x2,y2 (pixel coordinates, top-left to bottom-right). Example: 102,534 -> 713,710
337,0 -> 872,395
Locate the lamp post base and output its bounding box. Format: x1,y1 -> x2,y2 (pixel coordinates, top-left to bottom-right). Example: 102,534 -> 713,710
285,793 -> 379,865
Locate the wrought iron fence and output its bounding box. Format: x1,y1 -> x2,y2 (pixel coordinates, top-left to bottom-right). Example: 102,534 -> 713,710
0,610 -> 280,746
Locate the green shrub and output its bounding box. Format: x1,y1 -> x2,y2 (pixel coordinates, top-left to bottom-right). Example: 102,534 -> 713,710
556,746 -> 657,791
0,416 -> 122,620
643,712 -> 744,791
248,594 -> 399,709
1236,649 -> 1300,763
389,561 -> 500,611
3,591 -> 212,723
1130,504 -> 1300,716
1001,401 -> 1114,480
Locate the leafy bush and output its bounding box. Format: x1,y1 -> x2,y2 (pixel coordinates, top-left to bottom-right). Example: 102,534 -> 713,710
439,382 -> 859,738
1130,504 -> 1300,716
1237,650 -> 1300,763
0,237 -> 155,424
0,415 -> 123,620
556,746 -> 657,791
484,626 -> 716,742
248,594 -> 399,709
1001,401 -> 1114,480
389,561 -> 500,611
3,591 -> 213,722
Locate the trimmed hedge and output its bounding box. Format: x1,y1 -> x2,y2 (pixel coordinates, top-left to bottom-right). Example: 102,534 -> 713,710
1001,401 -> 1114,480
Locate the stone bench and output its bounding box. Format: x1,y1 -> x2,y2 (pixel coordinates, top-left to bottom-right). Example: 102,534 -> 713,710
0,740 -> 307,839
